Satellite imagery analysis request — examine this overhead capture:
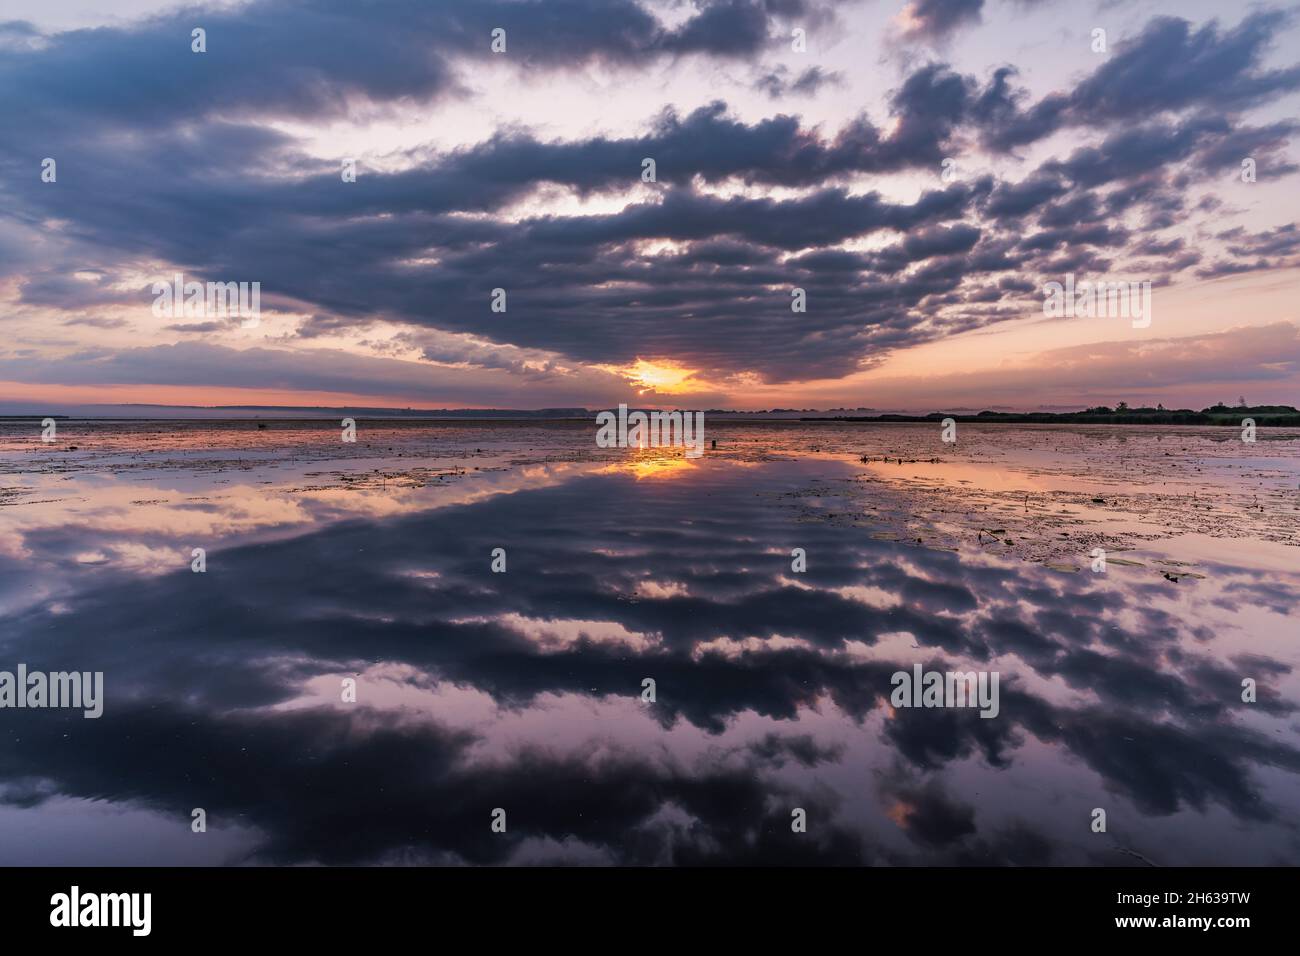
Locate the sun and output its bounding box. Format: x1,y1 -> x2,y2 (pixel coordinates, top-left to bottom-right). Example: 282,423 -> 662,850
619,358 -> 699,394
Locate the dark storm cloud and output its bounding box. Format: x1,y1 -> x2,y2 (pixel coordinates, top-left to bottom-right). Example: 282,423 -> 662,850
875,63 -> 977,165
1037,194 -> 1106,229
1071,13 -> 1300,122
666,0 -> 773,55
979,97 -> 1297,275
902,223 -> 981,258
1041,116 -> 1231,189
1017,222 -> 1129,253
0,0 -> 837,131
985,173 -> 1068,218
1190,119 -> 1300,176
385,97 -> 977,200
1,3 -> 1297,387
981,12 -> 1300,150
520,182 -> 983,250
1,32 -> 1024,383
5,132 -> 1001,380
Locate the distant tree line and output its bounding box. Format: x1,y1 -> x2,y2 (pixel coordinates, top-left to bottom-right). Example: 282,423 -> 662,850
811,404 -> 1300,426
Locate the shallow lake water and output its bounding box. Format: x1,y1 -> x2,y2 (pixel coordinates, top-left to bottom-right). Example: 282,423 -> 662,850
0,420 -> 1297,864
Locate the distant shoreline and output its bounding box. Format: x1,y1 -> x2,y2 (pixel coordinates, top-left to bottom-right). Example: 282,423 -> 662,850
802,405 -> 1300,426
3,403 -> 1297,426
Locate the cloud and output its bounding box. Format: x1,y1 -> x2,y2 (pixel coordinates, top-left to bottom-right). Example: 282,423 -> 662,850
754,64 -> 842,97
1,3 -> 1297,402
855,321 -> 1300,406
982,12 -> 1300,150
894,0 -> 984,44
1,0 -> 844,134
0,340 -> 640,406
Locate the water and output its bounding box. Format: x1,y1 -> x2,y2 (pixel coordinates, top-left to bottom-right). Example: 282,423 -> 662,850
0,420 -> 1297,864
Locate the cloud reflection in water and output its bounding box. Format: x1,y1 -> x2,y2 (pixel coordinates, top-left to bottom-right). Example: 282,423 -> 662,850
1,457 -> 1297,865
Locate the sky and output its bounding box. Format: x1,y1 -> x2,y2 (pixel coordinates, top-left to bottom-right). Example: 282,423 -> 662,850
1,0 -> 1298,412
